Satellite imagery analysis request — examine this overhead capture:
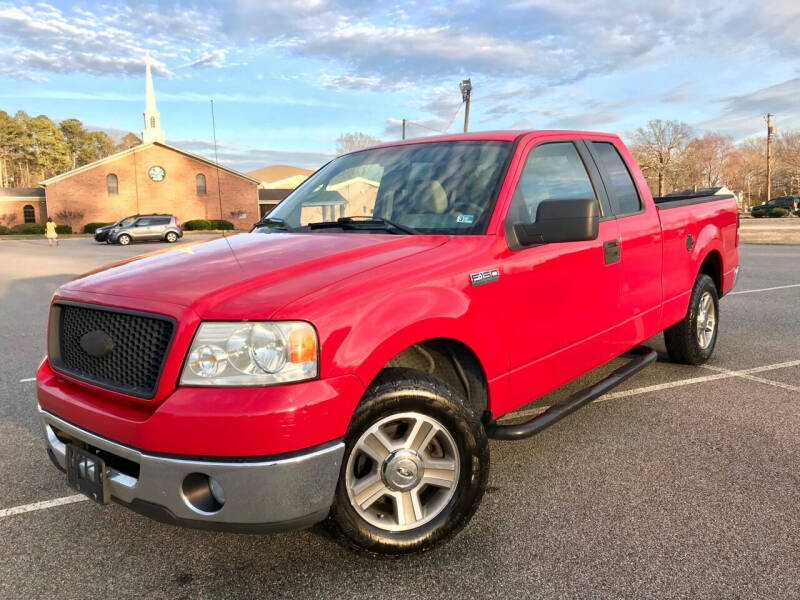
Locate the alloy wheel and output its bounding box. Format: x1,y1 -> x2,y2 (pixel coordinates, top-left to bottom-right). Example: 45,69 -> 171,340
345,411 -> 460,532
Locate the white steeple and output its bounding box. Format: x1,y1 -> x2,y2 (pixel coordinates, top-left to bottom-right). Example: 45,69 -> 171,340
142,53 -> 165,144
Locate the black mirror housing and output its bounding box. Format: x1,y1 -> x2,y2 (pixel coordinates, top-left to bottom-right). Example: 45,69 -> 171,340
511,198 -> 599,247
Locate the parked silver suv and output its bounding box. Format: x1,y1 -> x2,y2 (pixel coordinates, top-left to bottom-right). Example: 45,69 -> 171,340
107,214 -> 183,245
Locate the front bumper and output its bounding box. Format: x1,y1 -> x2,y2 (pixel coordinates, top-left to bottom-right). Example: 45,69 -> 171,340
39,406 -> 344,532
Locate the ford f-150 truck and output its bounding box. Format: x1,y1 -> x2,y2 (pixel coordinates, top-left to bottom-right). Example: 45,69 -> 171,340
37,130 -> 739,555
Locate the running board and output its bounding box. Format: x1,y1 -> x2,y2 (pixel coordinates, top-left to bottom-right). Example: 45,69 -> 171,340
484,345 -> 658,440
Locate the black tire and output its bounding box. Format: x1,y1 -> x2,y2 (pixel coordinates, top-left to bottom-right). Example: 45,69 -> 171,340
664,273 -> 719,365
325,368 -> 489,556
165,231 -> 178,243
117,234 -> 131,246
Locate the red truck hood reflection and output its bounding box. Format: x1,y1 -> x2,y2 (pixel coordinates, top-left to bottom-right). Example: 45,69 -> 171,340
61,233 -> 448,319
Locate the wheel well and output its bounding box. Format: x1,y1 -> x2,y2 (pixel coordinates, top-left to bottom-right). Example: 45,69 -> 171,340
377,339 -> 488,416
698,250 -> 722,292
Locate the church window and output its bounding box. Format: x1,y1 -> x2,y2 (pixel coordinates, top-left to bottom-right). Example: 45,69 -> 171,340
150,116 -> 156,128
107,173 -> 119,195
196,173 -> 207,195
23,204 -> 35,223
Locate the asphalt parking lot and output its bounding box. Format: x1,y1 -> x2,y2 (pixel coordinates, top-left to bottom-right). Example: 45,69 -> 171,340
1,238 -> 798,599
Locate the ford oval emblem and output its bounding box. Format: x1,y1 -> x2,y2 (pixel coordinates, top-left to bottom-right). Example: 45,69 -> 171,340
79,330 -> 114,358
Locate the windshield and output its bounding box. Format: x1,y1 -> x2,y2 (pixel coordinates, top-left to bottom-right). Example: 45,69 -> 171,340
268,141 -> 512,234
118,217 -> 136,227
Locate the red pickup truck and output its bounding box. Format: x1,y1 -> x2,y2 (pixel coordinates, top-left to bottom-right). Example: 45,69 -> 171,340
37,130 -> 739,555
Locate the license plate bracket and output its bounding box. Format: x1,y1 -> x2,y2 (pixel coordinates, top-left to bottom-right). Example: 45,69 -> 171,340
66,444 -> 110,504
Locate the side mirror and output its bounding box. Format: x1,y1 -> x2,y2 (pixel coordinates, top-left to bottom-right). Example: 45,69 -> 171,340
511,198 -> 599,247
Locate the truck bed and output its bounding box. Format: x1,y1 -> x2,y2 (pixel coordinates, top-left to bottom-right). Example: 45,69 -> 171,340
654,193 -> 736,210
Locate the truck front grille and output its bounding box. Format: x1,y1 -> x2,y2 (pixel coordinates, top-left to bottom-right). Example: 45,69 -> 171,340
50,302 -> 175,398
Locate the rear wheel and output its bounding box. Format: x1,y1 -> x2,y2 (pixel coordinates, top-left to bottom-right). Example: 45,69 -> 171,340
165,231 -> 178,243
117,234 -> 131,246
325,368 -> 488,555
664,273 -> 719,365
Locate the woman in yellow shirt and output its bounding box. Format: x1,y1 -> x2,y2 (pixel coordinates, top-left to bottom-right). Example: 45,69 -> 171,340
45,217 -> 58,246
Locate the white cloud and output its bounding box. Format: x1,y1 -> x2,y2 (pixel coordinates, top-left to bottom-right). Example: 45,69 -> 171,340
184,49 -> 228,69
172,138 -> 332,171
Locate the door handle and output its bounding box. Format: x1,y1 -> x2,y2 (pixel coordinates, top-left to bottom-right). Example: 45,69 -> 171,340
603,240 -> 620,265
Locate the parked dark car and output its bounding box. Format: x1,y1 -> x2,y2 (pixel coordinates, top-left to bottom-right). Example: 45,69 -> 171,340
106,214 -> 183,245
751,196 -> 799,214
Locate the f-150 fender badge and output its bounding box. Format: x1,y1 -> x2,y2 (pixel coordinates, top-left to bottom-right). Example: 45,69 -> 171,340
470,268 -> 500,286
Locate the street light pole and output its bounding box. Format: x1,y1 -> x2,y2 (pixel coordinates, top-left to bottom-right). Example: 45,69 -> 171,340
766,113 -> 775,202
459,79 -> 472,133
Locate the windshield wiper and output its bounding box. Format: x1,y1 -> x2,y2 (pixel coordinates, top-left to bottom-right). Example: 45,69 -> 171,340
256,217 -> 290,230
308,216 -> 419,235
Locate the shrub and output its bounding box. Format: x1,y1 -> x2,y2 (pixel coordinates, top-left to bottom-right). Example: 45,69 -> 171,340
83,222 -> 113,234
209,219 -> 234,230
55,224 -> 72,234
0,225 -> 10,235
183,219 -> 234,230
751,209 -> 767,218
183,219 -> 213,230
11,223 -> 45,235
768,207 -> 789,218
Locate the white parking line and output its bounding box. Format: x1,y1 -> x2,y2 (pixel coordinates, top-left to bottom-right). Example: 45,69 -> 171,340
729,283 -> 800,296
504,358 -> 800,421
701,364 -> 800,393
0,494 -> 88,520
19,377 -> 36,383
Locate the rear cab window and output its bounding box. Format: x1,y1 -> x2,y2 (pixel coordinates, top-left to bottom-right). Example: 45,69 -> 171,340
590,142 -> 642,216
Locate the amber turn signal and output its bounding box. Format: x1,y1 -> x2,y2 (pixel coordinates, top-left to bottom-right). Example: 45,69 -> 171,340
289,325 -> 317,363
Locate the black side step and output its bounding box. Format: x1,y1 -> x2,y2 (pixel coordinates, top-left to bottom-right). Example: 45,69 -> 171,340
484,345 -> 657,440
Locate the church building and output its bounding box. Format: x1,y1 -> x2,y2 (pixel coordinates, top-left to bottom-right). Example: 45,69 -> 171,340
35,56 -> 260,232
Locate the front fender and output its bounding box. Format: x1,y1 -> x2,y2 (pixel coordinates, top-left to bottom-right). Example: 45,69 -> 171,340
323,285 -> 508,408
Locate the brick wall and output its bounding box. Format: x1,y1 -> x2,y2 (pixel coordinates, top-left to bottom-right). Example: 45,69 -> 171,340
44,144 -> 259,232
0,199 -> 47,226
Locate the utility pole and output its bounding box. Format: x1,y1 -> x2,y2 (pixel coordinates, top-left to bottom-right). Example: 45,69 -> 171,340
402,118 -> 406,140
766,113 -> 775,202
460,79 -> 472,133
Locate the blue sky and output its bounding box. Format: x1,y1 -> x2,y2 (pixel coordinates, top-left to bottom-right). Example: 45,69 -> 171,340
1,1 -> 800,172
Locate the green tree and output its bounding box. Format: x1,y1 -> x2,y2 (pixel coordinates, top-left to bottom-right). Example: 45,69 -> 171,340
26,115 -> 70,181
0,111 -> 26,187
87,131 -> 115,162
59,118 -> 88,169
116,132 -> 141,151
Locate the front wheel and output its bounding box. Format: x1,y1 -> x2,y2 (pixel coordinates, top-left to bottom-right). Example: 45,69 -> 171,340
325,368 -> 489,555
664,273 -> 719,364
117,234 -> 131,246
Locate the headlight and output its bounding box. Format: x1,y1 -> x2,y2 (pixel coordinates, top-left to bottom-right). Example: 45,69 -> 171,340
180,321 -> 318,386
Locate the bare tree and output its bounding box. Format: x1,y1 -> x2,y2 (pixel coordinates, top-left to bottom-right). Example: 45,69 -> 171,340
335,132 -> 382,155
54,209 -> 85,230
630,120 -> 691,196
0,212 -> 18,226
679,132 -> 734,190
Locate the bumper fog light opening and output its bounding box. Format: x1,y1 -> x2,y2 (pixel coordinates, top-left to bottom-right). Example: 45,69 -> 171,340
181,473 -> 224,514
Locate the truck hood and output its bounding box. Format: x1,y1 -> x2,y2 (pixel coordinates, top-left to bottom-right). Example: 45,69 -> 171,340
60,233 -> 448,318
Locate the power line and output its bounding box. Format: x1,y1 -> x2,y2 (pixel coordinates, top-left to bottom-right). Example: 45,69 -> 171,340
404,120 -> 448,134
401,101 -> 465,137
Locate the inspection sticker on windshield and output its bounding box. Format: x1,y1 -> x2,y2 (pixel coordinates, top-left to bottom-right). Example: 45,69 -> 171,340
470,268 -> 499,286
456,214 -> 475,224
